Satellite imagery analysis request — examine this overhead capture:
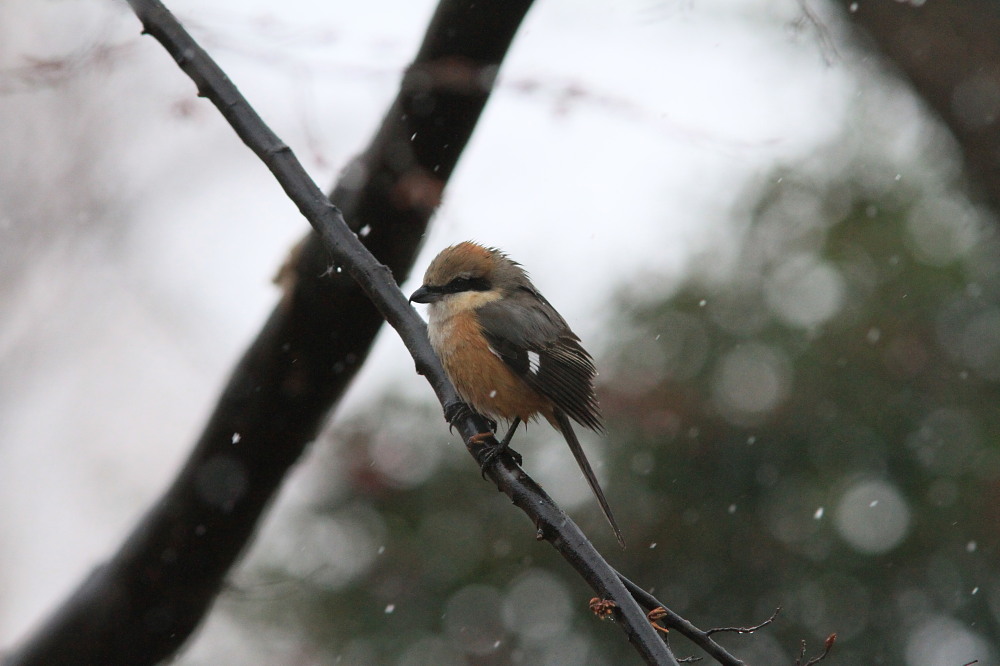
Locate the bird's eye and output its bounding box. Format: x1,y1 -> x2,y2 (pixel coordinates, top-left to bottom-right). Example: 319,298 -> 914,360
443,276 -> 490,293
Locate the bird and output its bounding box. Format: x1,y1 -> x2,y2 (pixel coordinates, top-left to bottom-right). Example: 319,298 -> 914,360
409,241 -> 624,548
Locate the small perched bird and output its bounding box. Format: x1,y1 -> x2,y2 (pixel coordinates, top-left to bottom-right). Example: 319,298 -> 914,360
410,241 -> 624,547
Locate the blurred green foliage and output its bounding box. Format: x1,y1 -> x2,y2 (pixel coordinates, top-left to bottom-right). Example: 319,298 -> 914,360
215,154 -> 1000,665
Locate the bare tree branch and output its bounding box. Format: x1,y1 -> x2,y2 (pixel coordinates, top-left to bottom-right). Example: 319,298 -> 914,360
118,1 -> 683,662
119,2 -> 680,663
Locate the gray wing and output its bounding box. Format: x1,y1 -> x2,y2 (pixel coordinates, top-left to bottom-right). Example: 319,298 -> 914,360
476,287 -> 604,432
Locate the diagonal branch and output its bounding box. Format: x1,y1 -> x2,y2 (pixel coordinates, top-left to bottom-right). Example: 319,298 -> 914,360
116,1 -> 678,663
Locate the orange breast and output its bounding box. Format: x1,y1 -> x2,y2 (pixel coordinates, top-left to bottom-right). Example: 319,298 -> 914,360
432,310 -> 550,424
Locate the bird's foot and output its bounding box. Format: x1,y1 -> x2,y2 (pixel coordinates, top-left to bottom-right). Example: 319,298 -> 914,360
444,402 -> 497,434
471,433 -> 523,477
444,401 -> 473,433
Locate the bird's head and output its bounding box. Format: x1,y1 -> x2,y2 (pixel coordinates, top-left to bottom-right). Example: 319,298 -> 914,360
409,241 -> 527,309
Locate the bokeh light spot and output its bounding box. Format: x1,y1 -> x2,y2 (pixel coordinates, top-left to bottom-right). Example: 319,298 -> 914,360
712,343 -> 791,424
765,254 -> 844,327
905,407 -> 981,474
369,424 -> 444,488
834,479 -> 910,554
904,615 -> 993,666
443,585 -> 504,656
905,197 -> 981,266
501,569 -> 572,641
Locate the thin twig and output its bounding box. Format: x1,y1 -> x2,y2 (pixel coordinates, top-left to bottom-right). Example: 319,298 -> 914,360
617,572 -> 747,666
705,607 -> 782,636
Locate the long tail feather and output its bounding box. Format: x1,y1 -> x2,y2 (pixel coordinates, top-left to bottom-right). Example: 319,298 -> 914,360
553,409 -> 625,549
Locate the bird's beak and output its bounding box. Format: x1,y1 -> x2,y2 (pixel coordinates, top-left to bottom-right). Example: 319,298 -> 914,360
409,285 -> 438,304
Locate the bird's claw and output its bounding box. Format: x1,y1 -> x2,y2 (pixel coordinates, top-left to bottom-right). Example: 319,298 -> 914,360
471,433 -> 523,478
444,402 -> 497,435
444,401 -> 472,433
